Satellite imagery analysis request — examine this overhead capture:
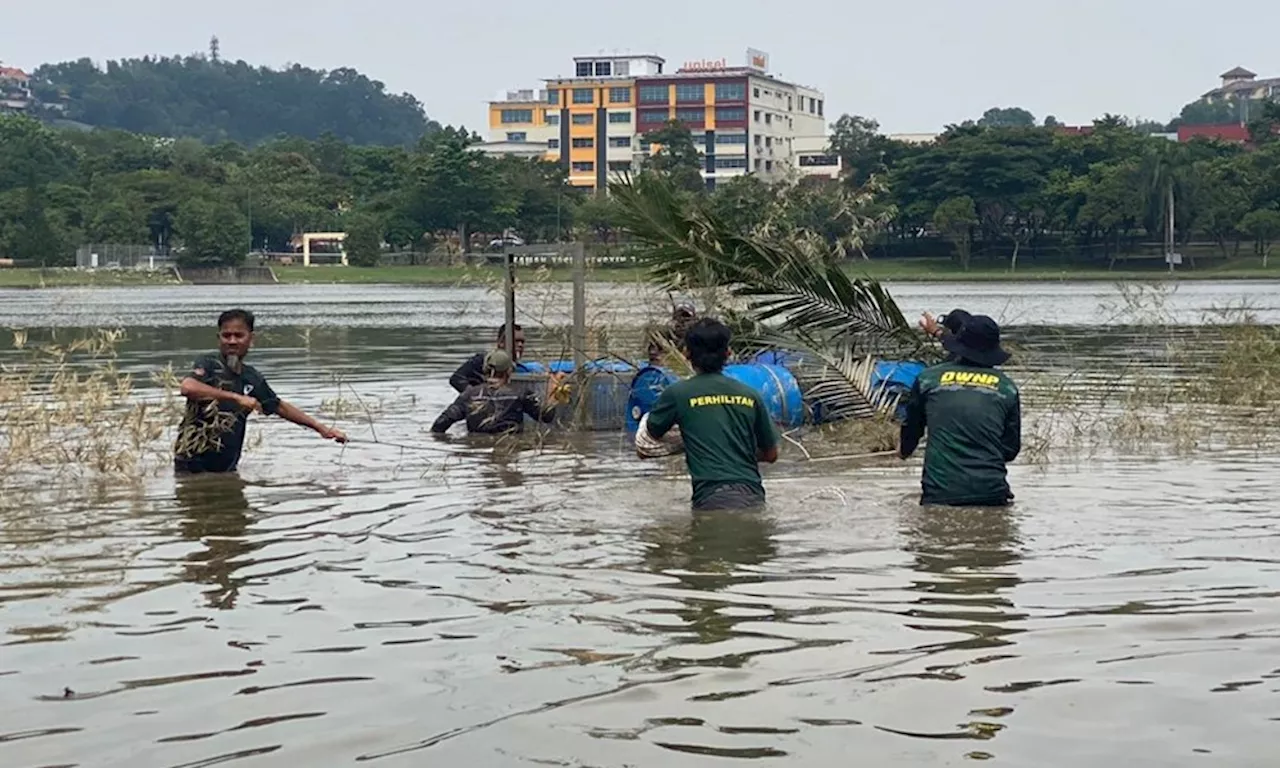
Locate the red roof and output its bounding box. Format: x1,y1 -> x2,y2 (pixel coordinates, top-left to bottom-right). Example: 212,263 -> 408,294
1177,123 -> 1250,143
0,67 -> 29,80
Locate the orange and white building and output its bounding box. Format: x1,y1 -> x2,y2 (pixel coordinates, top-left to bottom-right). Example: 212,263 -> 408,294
482,49 -> 839,191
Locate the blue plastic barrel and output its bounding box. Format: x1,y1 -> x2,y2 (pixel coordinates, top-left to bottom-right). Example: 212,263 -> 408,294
626,366 -> 679,432
547,359 -> 640,375
723,363 -> 806,429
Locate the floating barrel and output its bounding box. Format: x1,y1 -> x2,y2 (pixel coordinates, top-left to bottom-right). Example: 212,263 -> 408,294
723,363 -> 806,429
625,362 -> 806,432
626,365 -> 680,432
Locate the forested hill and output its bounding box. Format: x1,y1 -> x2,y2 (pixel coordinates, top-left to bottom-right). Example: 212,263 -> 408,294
29,55 -> 440,146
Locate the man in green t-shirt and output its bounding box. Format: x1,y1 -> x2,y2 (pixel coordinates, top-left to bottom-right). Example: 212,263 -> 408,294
640,318 -> 780,510
899,315 -> 1022,507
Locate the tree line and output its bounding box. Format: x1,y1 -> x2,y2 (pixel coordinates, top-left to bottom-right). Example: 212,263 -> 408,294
4,108 -> 1280,270
29,46 -> 439,146
823,108 -> 1280,268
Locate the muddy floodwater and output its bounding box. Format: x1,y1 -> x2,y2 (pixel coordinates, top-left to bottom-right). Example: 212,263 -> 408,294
2,281 -> 1279,767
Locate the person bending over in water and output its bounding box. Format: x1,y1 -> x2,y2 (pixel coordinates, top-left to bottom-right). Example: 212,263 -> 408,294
450,323 -> 527,393
638,317 -> 780,511
898,315 -> 1021,507
174,308 -> 347,474
432,350 -> 562,435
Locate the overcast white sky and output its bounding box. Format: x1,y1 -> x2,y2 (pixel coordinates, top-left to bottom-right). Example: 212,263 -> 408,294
3,0 -> 1277,133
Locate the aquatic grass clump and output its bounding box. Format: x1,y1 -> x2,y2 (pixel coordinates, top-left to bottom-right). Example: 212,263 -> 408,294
0,329 -> 183,507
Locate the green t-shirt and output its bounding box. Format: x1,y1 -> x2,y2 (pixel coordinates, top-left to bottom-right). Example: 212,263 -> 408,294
645,372 -> 780,506
900,362 -> 1022,506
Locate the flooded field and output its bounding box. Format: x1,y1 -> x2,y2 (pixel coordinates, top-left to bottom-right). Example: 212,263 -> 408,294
2,281 -> 1279,767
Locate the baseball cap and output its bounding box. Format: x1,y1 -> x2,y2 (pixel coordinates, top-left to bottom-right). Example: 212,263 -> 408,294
484,349 -> 514,375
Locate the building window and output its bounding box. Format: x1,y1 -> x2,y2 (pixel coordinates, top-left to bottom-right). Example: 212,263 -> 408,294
717,157 -> 747,169
500,109 -> 533,124
691,134 -> 707,145
608,136 -> 632,148
546,113 -> 560,125
506,132 -> 527,142
715,132 -> 747,144
608,111 -> 632,124
638,85 -> 668,104
609,86 -> 631,104
715,107 -> 746,122
573,88 -> 594,104
571,161 -> 594,173
799,155 -> 839,167
572,113 -> 594,125
615,61 -> 630,76
715,82 -> 745,102
676,108 -> 705,123
595,61 -> 612,76
754,158 -> 762,170
753,87 -> 760,98
575,61 -> 592,77
787,96 -> 793,111
765,136 -> 774,147
572,137 -> 594,148
548,139 -> 560,149
765,113 -> 773,125
765,160 -> 774,171
639,109 -> 668,125
675,83 -> 704,103
753,110 -> 761,123
608,160 -> 632,172
818,100 -> 824,116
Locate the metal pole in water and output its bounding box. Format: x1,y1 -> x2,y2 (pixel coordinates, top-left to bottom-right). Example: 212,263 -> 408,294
504,251 -> 516,355
572,241 -> 586,373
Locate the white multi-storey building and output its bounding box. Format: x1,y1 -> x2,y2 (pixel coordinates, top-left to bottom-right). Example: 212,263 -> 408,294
484,49 -> 840,191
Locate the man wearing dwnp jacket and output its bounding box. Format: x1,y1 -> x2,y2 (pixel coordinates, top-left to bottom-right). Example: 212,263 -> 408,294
638,318 -> 780,510
899,315 -> 1021,506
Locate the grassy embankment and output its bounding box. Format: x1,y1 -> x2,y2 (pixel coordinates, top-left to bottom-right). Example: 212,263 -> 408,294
1,258 -> 1278,288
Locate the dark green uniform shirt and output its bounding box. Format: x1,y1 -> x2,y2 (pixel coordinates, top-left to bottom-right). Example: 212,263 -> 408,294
174,354 -> 281,474
646,373 -> 780,507
900,362 -> 1021,506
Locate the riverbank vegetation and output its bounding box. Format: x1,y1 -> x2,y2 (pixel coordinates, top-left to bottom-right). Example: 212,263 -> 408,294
4,102 -> 1280,277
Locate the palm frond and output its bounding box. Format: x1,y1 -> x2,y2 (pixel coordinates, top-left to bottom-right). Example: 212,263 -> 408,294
749,326 -> 906,421
610,173 -> 916,348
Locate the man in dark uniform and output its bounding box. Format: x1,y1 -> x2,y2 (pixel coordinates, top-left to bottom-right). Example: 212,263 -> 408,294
639,318 -> 780,511
174,309 -> 347,474
432,350 -> 563,435
898,315 -> 1021,507
450,323 -> 527,393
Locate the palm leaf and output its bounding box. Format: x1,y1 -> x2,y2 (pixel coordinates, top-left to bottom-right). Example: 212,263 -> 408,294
610,173 -> 916,348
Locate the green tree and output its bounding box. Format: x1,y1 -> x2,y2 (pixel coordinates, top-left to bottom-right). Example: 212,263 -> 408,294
0,115 -> 78,191
403,129 -> 503,251
642,121 -> 705,193
344,212 -> 384,267
33,54 -> 440,145
173,197 -> 250,266
933,196 -> 978,270
977,107 -> 1036,128
1240,209 -> 1280,267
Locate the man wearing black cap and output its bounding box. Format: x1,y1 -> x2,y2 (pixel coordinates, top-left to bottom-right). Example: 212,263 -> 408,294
920,308 -> 972,347
898,315 -> 1021,507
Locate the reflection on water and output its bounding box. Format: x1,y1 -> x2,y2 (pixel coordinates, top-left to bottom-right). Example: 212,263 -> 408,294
174,475 -> 256,610
2,283 -> 1280,767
